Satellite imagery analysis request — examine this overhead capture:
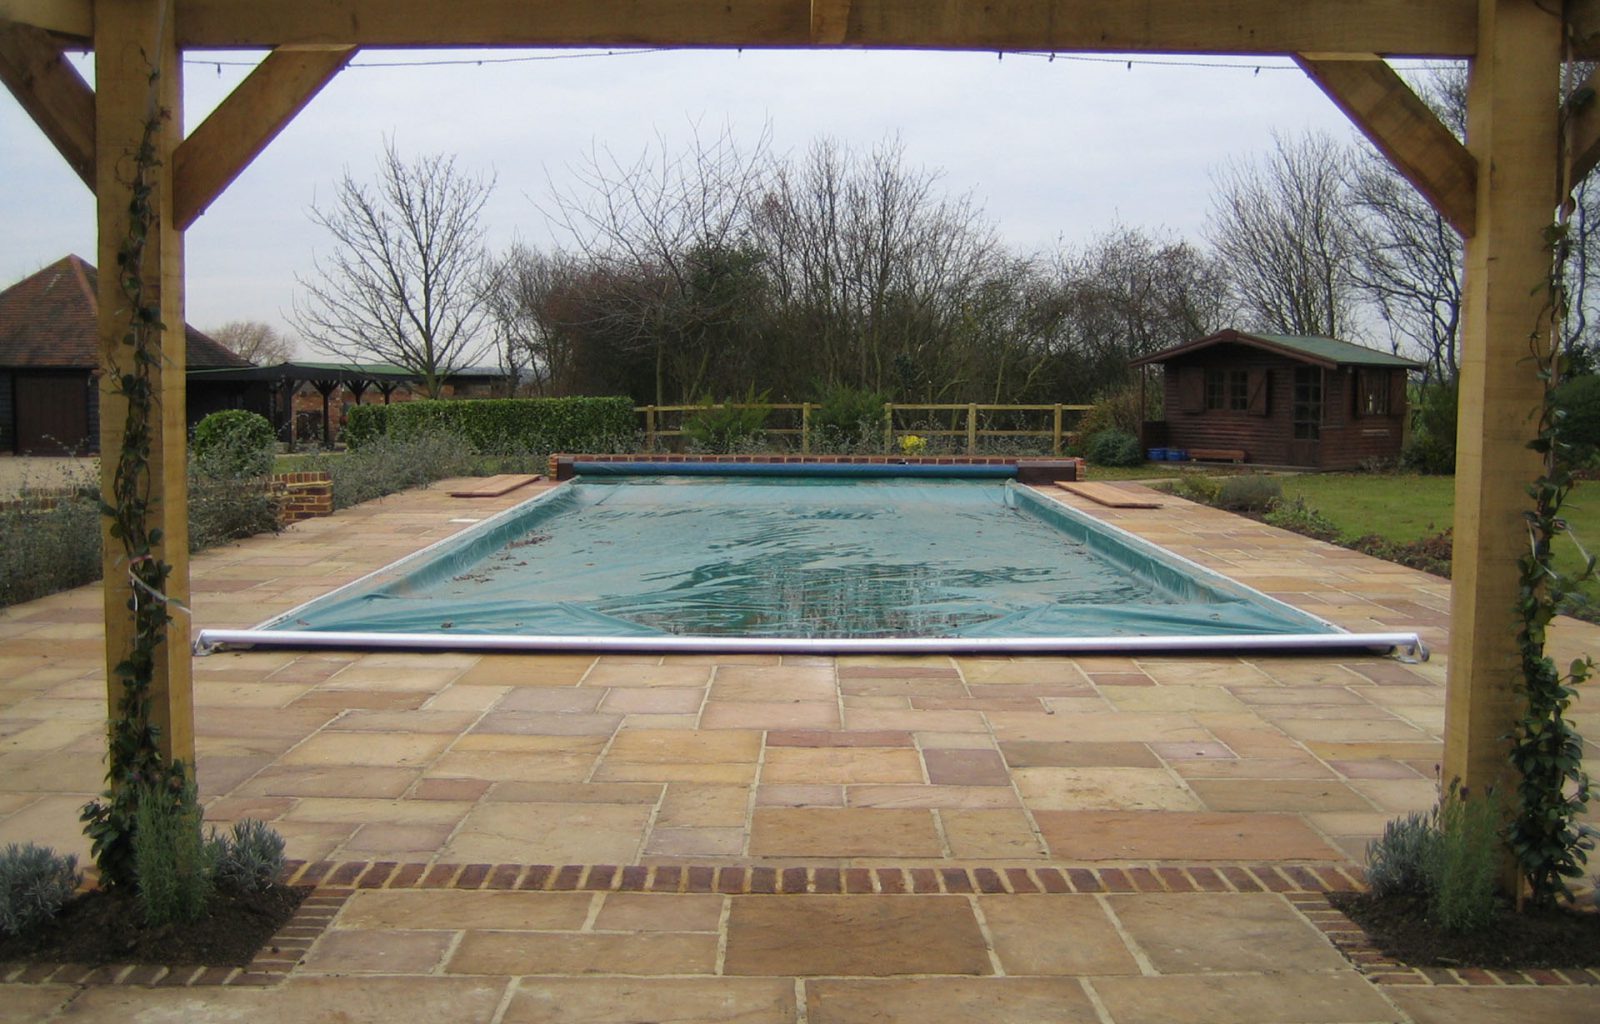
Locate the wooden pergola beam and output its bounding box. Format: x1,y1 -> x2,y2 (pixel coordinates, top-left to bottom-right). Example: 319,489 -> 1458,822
172,45 -> 356,229
94,0 -> 194,767
811,0 -> 852,46
0,20 -> 94,189
1445,0 -> 1561,805
1295,54 -> 1476,236
0,1 -> 92,39
172,0 -> 1476,56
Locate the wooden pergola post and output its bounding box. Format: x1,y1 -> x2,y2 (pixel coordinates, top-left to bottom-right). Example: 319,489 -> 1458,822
1443,0 -> 1561,797
94,0 -> 194,766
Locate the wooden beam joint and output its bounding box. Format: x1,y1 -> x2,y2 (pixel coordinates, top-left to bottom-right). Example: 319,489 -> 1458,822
0,19 -> 95,190
1295,53 -> 1477,236
173,45 -> 356,229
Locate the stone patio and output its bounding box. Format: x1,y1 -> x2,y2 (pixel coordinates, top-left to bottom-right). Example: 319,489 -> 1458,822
1,477 -> 1596,1022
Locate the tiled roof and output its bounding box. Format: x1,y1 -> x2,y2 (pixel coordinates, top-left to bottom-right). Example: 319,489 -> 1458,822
1130,329 -> 1424,370
0,255 -> 250,371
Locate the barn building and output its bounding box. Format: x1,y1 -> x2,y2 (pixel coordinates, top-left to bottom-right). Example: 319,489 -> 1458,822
0,255 -> 253,455
1131,329 -> 1424,470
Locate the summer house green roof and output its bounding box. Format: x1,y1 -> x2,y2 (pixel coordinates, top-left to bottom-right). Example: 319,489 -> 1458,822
1130,329 -> 1425,370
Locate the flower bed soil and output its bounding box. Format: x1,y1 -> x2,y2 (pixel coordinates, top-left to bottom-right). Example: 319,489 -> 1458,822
0,883 -> 307,967
1331,891 -> 1600,969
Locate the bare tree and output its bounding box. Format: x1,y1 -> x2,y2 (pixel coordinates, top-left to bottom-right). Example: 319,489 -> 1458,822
544,123 -> 772,405
206,320 -> 294,364
1206,131 -> 1362,338
752,136 -> 1005,398
293,141 -> 496,398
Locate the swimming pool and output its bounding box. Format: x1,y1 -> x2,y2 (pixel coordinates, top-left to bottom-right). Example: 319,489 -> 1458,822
196,470 -> 1423,657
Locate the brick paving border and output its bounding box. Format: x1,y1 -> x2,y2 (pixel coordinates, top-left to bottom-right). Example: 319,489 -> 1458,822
4,862 -> 1595,988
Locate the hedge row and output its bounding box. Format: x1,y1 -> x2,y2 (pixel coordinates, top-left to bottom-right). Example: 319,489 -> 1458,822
344,397 -> 636,454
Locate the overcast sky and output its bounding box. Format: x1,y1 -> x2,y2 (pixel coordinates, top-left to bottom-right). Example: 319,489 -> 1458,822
1,46 -> 1383,355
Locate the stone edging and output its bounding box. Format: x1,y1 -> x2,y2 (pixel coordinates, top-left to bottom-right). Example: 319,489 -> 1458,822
5,862 -> 1595,989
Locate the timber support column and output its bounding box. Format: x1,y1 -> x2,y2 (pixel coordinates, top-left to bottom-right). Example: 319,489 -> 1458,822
94,0 -> 194,766
1444,1 -> 1560,799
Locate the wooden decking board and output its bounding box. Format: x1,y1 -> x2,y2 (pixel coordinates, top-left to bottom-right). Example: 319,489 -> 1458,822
448,474 -> 542,498
1056,482 -> 1162,509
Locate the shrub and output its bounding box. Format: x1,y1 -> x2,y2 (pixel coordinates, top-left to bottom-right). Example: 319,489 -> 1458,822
1402,379 -> 1457,474
810,386 -> 890,452
0,490 -> 101,608
1214,474 -> 1283,512
1427,785 -> 1502,932
192,410 -> 276,479
1084,429 -> 1144,467
1167,474 -> 1224,505
188,464 -> 281,551
1075,382 -> 1154,439
346,396 -> 635,455
1364,785 -> 1504,933
211,819 -> 286,894
305,431 -> 480,510
133,777 -> 214,927
1553,373 -> 1600,465
1263,495 -> 1341,542
682,390 -> 771,452
0,842 -> 81,936
1366,810 -> 1439,901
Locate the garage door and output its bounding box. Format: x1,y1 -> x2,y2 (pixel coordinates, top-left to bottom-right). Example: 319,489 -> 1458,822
14,373 -> 92,455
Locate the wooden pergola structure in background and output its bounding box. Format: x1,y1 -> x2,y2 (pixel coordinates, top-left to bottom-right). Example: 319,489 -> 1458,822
1,0 -> 1596,813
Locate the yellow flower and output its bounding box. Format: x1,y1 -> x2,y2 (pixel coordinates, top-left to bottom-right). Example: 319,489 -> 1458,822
899,434 -> 928,455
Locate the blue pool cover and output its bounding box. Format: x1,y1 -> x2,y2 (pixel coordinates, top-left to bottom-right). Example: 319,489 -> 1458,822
257,475 -> 1341,641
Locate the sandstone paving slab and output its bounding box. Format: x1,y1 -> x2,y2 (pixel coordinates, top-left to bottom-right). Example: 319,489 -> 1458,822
1000,740 -> 1162,768
1036,810 -> 1343,860
987,712 -> 1211,744
761,747 -> 925,785
844,784 -> 1019,809
592,892 -> 726,932
1170,755 -> 1338,781
700,700 -> 841,730
600,686 -> 706,714
710,665 -> 837,700
1014,767 -> 1203,811
427,749 -> 600,783
1186,778 -> 1373,812
1088,972 -> 1399,1024
440,802 -> 652,864
53,976 -> 511,1024
1385,984 -> 1600,1024
756,783 -> 845,806
448,930 -> 719,975
923,747 -> 1010,786
584,663 -> 713,688
486,781 -> 662,805
749,807 -> 943,858
955,658 -> 1090,684
340,821 -> 457,856
426,684 -> 512,711
301,927 -> 454,973
658,783 -> 754,827
939,808 -> 1048,858
980,895 -> 1140,975
458,653 -> 595,687
280,796 -> 474,825
807,977 -> 1100,1024
338,890 -> 594,930
1099,685 -> 1250,714
1106,892 -> 1349,973
644,824 -> 747,856
236,765 -> 420,799
277,731 -> 453,768
503,978 -> 796,1024
0,984 -> 74,1022
724,895 -> 990,976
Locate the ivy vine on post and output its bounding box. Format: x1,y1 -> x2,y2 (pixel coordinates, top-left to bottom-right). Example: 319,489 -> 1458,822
79,62 -> 191,889
1504,199 -> 1597,908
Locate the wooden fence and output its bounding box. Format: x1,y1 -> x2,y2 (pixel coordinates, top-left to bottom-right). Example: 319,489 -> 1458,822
638,402 -> 1094,456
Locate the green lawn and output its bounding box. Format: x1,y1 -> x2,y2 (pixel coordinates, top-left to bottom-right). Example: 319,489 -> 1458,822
1279,472 -> 1598,606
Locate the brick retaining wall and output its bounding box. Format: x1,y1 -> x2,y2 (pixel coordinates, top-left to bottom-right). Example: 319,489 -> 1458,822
270,471 -> 333,524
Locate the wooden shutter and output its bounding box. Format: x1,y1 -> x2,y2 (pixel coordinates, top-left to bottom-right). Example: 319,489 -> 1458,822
1177,366 -> 1205,413
1246,369 -> 1269,416
1388,370 -> 1408,418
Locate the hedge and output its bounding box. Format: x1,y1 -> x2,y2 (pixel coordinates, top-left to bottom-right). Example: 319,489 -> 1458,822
343,396 -> 636,454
